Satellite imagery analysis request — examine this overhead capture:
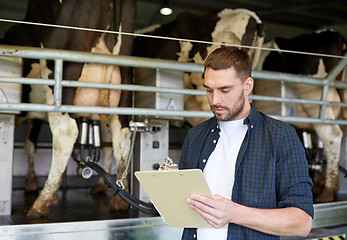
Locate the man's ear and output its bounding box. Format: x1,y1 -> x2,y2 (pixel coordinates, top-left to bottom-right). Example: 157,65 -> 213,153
244,77 -> 254,94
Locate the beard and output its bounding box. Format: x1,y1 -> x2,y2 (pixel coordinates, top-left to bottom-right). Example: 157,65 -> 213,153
210,89 -> 245,121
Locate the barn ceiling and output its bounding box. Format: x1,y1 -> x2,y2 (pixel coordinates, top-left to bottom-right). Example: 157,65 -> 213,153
0,0 -> 347,43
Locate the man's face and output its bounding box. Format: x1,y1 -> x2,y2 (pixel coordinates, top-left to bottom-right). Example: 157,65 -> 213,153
203,67 -> 252,121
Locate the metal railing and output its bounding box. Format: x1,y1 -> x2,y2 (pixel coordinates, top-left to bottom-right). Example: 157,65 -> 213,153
0,44 -> 347,125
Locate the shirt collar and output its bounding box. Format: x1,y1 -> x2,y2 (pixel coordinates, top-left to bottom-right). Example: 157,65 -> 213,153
243,103 -> 258,129
208,103 -> 260,131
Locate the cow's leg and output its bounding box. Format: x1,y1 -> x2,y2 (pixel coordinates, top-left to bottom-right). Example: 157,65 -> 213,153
313,123 -> 342,202
299,86 -> 343,202
109,114 -> 132,211
23,119 -> 43,193
27,110 -> 78,218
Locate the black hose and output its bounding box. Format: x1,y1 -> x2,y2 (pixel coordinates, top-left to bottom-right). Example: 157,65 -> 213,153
84,161 -> 158,215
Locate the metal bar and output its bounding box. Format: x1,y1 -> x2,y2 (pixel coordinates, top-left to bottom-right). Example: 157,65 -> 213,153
0,114 -> 14,215
313,200 -> 347,228
62,80 -> 206,96
0,217 -> 183,240
319,52 -> 347,119
3,44 -> 347,90
2,76 -> 347,107
0,201 -> 345,239
0,102 -> 214,118
330,80 -> 347,90
1,44 -> 347,125
252,70 -> 326,86
1,102 -> 347,125
0,76 -> 204,96
53,59 -> 63,106
250,94 -> 347,108
0,45 -> 204,73
0,77 -> 55,85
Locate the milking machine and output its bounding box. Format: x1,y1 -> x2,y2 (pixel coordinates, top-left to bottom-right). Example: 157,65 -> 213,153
73,117 -> 101,180
71,116 -> 158,215
70,68 -> 184,215
302,129 -> 325,173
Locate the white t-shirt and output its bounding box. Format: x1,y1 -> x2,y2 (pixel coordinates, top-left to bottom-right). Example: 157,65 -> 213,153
197,118 -> 248,240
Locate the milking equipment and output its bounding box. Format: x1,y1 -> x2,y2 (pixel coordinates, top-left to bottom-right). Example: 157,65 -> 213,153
0,56 -> 22,216
72,116 -> 158,215
74,117 -> 101,180
71,68 -> 184,214
302,129 -> 326,174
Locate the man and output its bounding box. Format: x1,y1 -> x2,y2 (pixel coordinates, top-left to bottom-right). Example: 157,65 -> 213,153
179,46 -> 314,240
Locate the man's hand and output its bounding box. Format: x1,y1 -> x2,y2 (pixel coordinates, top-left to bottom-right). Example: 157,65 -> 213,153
187,194 -> 312,236
187,194 -> 235,228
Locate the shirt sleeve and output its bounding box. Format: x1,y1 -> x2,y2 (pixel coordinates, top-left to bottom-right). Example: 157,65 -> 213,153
275,124 -> 314,218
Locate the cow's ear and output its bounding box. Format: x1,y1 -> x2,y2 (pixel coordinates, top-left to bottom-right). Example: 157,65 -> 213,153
244,77 -> 254,94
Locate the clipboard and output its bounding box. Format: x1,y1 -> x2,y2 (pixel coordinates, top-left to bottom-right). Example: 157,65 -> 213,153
134,169 -> 213,228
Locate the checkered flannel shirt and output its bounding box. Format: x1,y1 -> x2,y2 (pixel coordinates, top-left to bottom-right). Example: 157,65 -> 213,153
179,105 -> 314,240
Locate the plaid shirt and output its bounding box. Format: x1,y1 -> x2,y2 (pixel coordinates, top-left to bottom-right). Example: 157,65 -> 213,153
179,105 -> 314,240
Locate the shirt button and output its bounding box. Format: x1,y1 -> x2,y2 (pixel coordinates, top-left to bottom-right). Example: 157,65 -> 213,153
211,129 -> 214,132
202,159 -> 206,163
216,125 -> 219,129
251,125 -> 254,128
213,139 -> 216,144
193,234 -> 196,238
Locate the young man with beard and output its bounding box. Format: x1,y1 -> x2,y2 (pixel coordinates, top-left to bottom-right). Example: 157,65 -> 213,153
179,46 -> 314,240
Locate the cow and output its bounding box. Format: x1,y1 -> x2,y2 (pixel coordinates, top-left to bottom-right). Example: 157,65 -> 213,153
1,0 -> 135,218
254,30 -> 347,202
133,8 -> 264,126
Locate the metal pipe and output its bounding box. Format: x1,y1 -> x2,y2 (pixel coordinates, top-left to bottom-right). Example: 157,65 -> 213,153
0,77 -> 55,85
1,44 -> 347,125
2,76 -> 347,107
1,102 -> 347,125
0,45 -> 203,73
0,102 -> 214,118
0,76 -> 204,95
252,70 -> 326,86
53,58 -> 63,106
2,72 -> 347,107
2,44 -> 347,90
251,95 -> 347,108
1,76 -> 347,107
5,74 -> 347,107
319,51 -> 347,119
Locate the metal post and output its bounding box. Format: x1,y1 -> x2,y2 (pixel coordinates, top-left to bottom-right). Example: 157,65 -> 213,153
319,52 -> 347,119
54,58 -> 63,107
0,114 -> 14,215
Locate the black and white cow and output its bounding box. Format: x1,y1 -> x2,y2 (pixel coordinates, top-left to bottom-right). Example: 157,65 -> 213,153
133,8 -> 264,126
254,30 -> 347,202
1,0 -> 136,217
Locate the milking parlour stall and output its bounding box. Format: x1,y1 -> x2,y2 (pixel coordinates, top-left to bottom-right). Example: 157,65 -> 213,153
0,0 -> 347,239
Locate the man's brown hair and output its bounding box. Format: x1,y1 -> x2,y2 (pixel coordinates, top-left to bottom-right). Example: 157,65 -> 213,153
204,46 -> 253,80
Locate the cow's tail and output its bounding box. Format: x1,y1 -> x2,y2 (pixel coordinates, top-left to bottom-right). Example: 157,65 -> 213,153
244,10 -> 264,69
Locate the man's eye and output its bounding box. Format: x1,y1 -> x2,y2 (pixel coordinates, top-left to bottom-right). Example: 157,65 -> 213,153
206,89 -> 213,93
221,89 -> 230,93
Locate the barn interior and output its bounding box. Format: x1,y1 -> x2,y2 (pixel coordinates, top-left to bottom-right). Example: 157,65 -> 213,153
1,0 -> 347,40
1,0 -> 347,239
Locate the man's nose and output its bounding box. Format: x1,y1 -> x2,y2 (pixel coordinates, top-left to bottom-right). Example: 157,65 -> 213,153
211,92 -> 222,105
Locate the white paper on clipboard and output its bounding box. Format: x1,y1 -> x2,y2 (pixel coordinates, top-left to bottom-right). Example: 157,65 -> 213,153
134,169 -> 213,228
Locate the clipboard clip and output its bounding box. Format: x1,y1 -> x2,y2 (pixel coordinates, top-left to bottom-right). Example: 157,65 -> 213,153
158,157 -> 178,171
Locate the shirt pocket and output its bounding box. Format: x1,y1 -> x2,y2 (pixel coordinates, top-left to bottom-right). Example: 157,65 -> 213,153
240,162 -> 277,209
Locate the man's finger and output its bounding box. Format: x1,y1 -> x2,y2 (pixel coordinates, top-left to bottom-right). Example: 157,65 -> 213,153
190,194 -> 216,207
